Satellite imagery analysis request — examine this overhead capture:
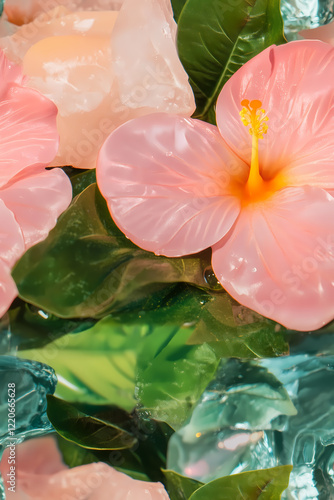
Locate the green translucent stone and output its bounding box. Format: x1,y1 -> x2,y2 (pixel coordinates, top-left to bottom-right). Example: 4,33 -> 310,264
0,356 -> 57,497
0,356 -> 57,447
167,333 -> 334,499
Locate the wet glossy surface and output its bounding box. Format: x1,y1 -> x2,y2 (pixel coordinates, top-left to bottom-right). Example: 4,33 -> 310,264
281,0 -> 334,38
167,334 -> 334,499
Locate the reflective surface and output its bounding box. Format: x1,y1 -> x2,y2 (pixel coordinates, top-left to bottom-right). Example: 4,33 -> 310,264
167,334 -> 334,499
281,0 -> 334,38
0,356 -> 56,450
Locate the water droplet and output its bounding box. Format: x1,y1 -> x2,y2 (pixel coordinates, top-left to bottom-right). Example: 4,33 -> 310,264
38,309 -> 50,320
204,266 -> 222,290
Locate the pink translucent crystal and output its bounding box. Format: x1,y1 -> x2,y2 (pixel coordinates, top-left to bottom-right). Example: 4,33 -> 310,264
0,436 -> 171,500
0,0 -> 195,169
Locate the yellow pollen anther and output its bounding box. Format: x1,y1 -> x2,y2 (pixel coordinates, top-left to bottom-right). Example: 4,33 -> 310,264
239,99 -> 269,139
239,99 -> 269,199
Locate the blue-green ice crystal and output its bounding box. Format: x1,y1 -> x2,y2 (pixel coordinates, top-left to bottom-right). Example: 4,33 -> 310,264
0,356 -> 57,499
281,0 -> 334,39
167,333 -> 334,499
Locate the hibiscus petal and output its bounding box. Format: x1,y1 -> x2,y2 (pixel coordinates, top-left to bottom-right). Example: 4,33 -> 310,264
97,113 -> 246,256
0,85 -> 58,187
0,168 -> 72,248
212,186 -> 334,331
0,198 -> 25,267
216,40 -> 334,189
0,198 -> 24,316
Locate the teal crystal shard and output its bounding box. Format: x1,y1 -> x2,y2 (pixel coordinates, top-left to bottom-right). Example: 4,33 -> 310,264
281,0 -> 334,39
167,334 -> 334,499
0,356 -> 57,448
0,356 -> 57,499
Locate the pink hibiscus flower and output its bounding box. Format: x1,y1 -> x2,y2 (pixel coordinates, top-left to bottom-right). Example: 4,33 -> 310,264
0,50 -> 72,316
97,40 -> 334,332
0,436 -> 170,499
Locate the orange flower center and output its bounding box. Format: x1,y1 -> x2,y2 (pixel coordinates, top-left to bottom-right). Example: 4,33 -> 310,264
238,99 -> 285,206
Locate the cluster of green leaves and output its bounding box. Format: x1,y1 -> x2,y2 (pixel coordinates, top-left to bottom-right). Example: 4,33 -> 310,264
12,179 -> 288,352
15,180 -> 289,428
164,467 -> 292,500
12,183 -> 213,319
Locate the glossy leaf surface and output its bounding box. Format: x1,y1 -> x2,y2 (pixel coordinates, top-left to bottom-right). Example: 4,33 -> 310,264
189,466 -> 292,500
47,396 -> 137,450
20,319 -> 138,410
177,0 -> 286,122
12,184 -> 211,318
163,469 -> 203,500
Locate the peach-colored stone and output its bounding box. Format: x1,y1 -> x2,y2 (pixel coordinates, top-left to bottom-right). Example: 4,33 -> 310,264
4,0 -> 124,25
0,436 -> 171,500
0,0 -> 195,169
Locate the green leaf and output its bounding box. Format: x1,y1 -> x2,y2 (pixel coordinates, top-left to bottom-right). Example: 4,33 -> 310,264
19,319 -> 140,410
56,404 -> 174,483
171,0 -> 188,21
163,469 -> 203,500
7,299 -> 95,351
189,466 -> 292,500
177,0 -> 286,122
12,184 -> 212,318
137,324 -> 220,429
187,295 -> 289,358
56,435 -> 98,468
57,432 -> 150,481
47,396 -> 137,450
71,168 -> 97,197
18,285 -> 288,425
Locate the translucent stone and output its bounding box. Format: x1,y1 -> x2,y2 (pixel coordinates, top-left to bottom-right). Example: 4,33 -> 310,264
3,1 -> 123,25
167,333 -> 334,499
0,356 -> 57,498
0,0 -> 195,169
0,356 -> 57,448
281,0 -> 334,39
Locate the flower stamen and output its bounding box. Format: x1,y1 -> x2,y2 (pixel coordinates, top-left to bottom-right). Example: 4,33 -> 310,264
240,99 -> 268,139
240,99 -> 269,199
